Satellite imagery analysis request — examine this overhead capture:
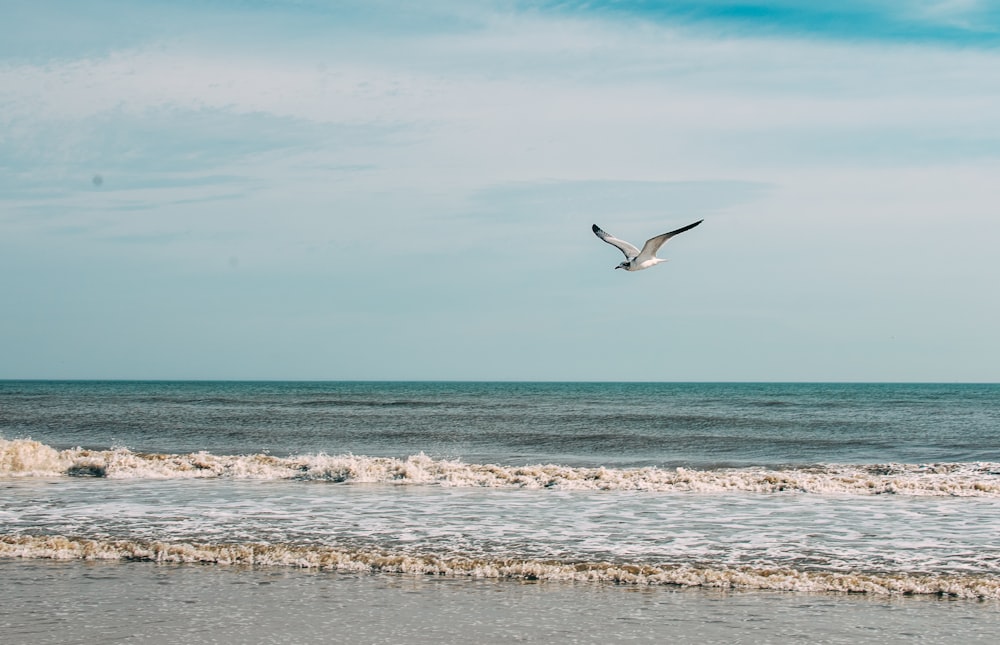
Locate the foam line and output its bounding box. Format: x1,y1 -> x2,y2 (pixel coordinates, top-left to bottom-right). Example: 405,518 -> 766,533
3,439 -> 999,496
3,534 -> 998,599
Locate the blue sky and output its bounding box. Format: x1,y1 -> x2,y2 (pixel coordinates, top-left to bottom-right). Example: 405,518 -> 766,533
2,0 -> 999,381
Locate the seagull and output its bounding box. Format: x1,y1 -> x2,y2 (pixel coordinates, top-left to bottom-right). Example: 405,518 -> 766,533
592,220 -> 703,271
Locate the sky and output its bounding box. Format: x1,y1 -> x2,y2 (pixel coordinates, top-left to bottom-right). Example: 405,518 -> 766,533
2,0 -> 999,382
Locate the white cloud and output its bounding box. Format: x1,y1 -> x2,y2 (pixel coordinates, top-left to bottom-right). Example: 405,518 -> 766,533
911,0 -> 991,29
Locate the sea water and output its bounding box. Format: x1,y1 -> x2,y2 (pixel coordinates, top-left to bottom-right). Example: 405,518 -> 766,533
3,381 -> 1000,642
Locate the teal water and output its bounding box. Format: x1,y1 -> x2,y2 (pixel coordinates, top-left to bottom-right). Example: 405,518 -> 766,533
3,381 -> 998,467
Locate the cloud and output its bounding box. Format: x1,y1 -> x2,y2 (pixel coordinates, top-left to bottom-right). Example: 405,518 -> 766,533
469,179 -> 767,222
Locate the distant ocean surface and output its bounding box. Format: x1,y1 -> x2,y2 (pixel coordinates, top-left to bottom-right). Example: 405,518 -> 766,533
3,381 -> 1000,642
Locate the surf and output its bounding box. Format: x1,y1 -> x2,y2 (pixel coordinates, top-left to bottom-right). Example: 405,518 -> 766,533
3,438 -> 999,496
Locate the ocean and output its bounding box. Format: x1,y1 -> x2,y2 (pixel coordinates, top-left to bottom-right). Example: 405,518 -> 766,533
3,381 -> 1000,643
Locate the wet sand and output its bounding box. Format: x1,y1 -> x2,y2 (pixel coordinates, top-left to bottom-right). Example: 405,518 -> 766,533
2,559 -> 999,644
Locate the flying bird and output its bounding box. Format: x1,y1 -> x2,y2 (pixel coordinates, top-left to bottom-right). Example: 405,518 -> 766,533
592,220 -> 703,271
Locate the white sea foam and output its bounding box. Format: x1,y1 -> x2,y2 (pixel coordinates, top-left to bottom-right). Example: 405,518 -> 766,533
3,438 -> 999,496
2,534 -> 998,600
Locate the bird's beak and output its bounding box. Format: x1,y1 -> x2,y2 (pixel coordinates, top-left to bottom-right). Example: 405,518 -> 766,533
614,266 -> 621,270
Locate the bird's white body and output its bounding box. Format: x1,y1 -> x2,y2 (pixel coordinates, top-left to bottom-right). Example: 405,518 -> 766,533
592,220 -> 703,271
628,257 -> 668,272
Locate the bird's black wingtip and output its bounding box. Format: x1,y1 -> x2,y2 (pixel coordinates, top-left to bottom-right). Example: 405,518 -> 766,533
591,224 -> 601,233
667,219 -> 704,236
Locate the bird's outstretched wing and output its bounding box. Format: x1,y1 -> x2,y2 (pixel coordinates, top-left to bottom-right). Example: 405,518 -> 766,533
635,219 -> 704,263
592,224 -> 640,260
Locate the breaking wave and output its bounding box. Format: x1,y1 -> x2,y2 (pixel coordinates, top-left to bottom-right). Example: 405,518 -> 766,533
2,534 -> 998,600
3,438 -> 1000,496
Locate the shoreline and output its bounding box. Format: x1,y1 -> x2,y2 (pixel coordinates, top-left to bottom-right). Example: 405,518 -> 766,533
3,559 -> 999,644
